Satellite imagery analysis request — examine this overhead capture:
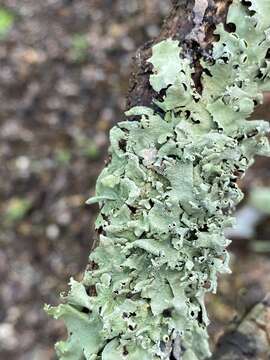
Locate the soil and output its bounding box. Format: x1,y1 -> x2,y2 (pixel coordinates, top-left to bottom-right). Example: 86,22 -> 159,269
0,1 -> 270,359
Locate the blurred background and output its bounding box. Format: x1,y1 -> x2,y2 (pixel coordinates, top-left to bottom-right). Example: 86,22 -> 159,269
0,1 -> 270,359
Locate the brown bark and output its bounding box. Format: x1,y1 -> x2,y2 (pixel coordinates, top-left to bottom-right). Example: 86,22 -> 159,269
124,1 -> 270,359
126,0 -> 232,111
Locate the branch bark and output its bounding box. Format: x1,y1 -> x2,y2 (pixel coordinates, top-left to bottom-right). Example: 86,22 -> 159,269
126,0 -> 232,110
211,294 -> 270,360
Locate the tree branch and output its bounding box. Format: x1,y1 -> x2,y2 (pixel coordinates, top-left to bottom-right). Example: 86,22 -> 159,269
211,294 -> 270,360
46,1 -> 270,359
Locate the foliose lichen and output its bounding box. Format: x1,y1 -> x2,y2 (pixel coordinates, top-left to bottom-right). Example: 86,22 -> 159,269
46,1 -> 270,359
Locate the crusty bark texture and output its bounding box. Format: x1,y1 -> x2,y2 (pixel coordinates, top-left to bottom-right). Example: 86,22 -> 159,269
126,0 -> 232,110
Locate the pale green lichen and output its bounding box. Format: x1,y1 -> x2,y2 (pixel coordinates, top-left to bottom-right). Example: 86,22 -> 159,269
46,1 -> 270,359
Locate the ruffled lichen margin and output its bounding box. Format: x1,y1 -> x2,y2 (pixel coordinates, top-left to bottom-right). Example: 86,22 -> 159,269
46,1 -> 270,359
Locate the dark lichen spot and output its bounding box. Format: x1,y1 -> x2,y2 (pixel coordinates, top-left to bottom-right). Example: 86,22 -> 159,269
225,22 -> 236,33
162,308 -> 172,318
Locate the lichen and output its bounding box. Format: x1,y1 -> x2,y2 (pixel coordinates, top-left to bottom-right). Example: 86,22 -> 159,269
46,1 -> 270,359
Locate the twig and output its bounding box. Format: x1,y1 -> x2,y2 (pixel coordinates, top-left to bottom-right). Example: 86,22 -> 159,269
211,294 -> 270,360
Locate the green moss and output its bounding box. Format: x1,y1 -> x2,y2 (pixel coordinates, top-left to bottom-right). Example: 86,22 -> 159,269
82,143 -> 100,160
56,149 -> 72,166
47,1 -> 270,359
70,34 -> 89,63
0,8 -> 14,38
5,197 -> 31,223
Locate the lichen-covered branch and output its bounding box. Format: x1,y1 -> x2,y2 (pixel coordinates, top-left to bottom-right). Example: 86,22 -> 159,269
127,0 -> 232,109
46,1 -> 270,359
